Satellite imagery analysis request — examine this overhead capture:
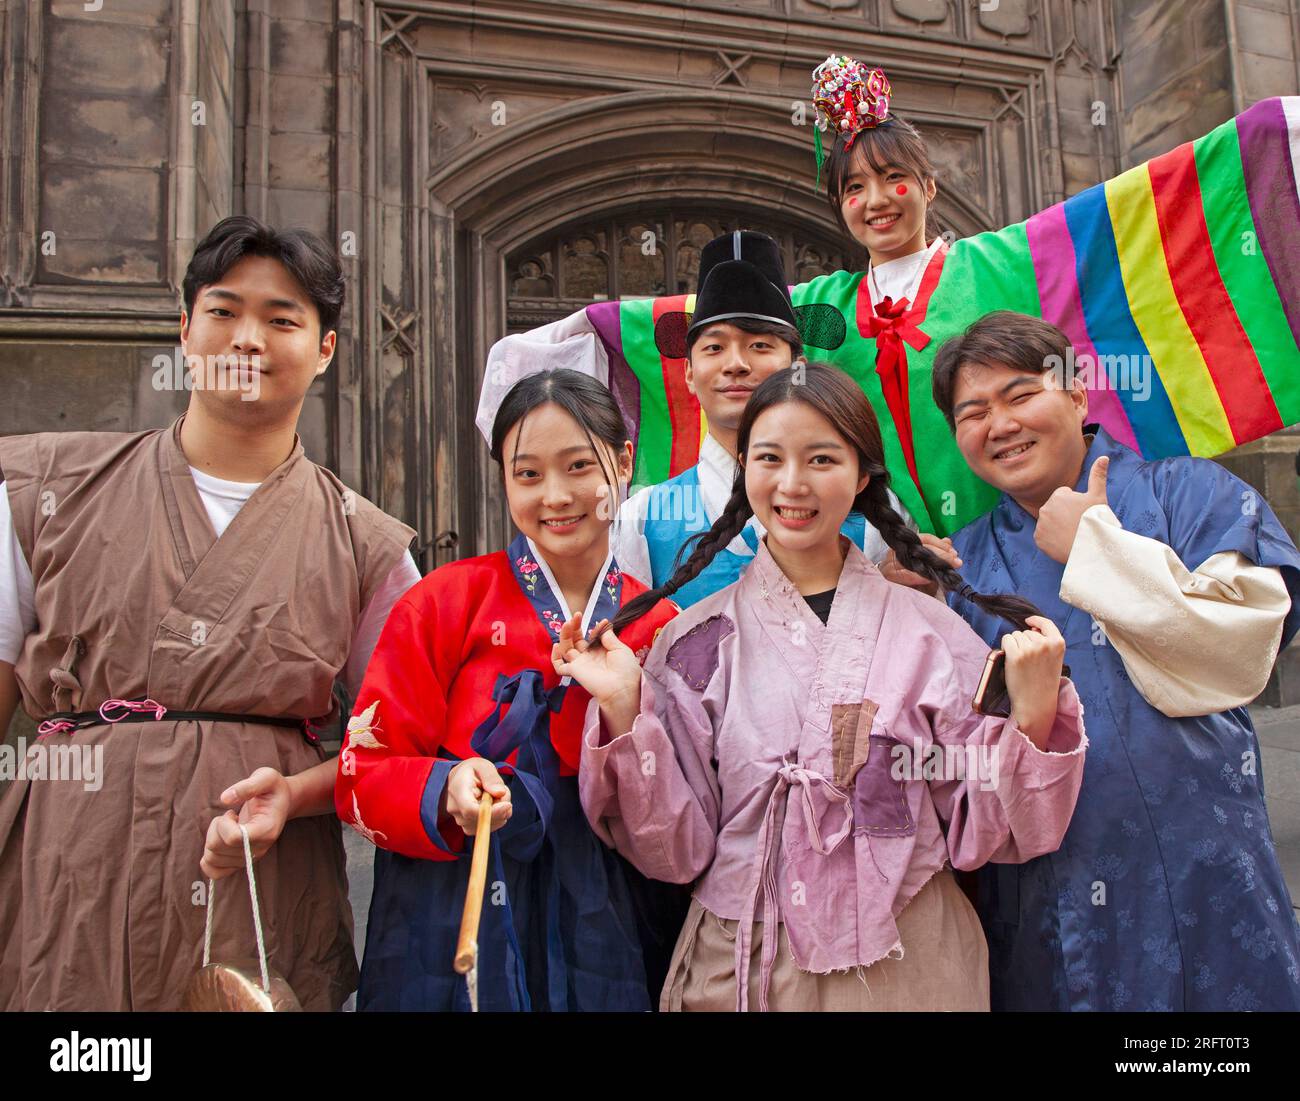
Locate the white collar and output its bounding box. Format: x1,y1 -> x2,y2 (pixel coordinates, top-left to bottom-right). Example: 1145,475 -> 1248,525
696,433 -> 764,558
188,466 -> 261,497
867,237 -> 942,306
523,536 -> 614,632
697,433 -> 738,484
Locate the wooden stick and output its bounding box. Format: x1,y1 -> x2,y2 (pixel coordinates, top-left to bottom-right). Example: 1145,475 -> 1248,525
453,791 -> 495,975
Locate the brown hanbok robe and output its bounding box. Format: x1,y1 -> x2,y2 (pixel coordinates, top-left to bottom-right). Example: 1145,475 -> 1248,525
0,418 -> 414,1011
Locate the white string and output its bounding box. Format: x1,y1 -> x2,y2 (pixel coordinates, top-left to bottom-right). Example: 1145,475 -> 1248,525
201,822 -> 272,994
241,824 -> 272,994
202,876 -> 215,968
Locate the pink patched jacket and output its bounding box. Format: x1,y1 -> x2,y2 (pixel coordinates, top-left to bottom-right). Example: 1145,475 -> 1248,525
580,540 -> 1088,1011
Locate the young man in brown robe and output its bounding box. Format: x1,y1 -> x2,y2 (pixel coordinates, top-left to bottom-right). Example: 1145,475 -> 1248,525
0,216 -> 419,1011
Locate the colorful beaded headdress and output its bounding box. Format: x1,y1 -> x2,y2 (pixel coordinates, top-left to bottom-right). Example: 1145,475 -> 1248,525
811,55 -> 893,184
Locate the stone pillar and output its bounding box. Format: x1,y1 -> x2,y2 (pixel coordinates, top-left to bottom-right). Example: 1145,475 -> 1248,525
1217,433 -> 1300,707
1113,0 -> 1239,166
0,0 -> 236,437
1225,0 -> 1300,108
233,0 -> 342,472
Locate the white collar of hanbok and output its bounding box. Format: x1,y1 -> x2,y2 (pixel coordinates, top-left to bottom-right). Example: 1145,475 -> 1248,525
695,433 -> 738,517
866,236 -> 944,308
522,536 -> 615,633
696,433 -> 766,559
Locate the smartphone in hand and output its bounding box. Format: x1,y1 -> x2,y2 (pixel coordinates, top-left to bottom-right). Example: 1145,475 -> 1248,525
972,647 -> 1070,718
972,649 -> 1011,717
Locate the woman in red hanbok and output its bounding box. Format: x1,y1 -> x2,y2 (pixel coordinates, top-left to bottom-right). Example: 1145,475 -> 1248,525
335,370 -> 682,1011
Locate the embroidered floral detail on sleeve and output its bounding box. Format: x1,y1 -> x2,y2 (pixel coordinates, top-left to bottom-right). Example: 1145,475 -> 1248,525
347,791 -> 388,844
665,614 -> 735,691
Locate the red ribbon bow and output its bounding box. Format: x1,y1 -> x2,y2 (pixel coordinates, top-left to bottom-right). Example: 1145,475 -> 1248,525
866,295 -> 931,494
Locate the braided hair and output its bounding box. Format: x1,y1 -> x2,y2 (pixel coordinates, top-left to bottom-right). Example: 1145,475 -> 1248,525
603,362 -> 1042,638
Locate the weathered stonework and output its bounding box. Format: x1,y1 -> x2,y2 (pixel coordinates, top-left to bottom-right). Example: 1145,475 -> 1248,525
1218,430 -> 1300,706
2,0 -> 1299,695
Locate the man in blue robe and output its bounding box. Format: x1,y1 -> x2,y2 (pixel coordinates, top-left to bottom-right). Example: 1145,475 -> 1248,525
931,310 -> 1300,1011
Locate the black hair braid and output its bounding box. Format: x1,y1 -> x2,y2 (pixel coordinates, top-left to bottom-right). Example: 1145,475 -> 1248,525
857,475 -> 1044,631
602,471 -> 754,639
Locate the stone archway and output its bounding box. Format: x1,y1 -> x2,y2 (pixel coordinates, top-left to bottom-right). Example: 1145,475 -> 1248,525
502,206 -> 852,333
429,91 -> 993,555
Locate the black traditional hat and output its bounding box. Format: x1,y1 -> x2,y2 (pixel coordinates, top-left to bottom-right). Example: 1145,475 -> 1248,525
654,230 -> 846,358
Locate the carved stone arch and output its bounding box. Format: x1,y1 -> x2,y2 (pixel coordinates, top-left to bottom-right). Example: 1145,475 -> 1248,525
929,185 -> 998,242
423,90 -> 997,554
433,90 -> 993,247
433,92 -> 840,236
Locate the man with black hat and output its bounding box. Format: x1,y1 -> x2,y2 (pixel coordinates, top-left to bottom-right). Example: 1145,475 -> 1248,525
611,230 -> 897,607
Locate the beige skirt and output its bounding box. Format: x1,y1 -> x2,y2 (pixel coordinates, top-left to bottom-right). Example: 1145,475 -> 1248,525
661,868 -> 990,1012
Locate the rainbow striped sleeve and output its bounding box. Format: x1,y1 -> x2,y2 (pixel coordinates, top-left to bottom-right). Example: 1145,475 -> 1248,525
578,97 -> 1300,534
1027,95 -> 1297,460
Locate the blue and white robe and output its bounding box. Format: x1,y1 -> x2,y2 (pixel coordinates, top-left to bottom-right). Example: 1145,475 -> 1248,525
950,427 -> 1300,1011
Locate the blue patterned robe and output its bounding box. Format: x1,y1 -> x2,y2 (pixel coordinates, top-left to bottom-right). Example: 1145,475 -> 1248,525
949,428 -> 1300,1011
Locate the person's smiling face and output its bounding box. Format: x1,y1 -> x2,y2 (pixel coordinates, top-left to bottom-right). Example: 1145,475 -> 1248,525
839,143 -> 935,263
686,322 -> 794,435
950,361 -> 1089,513
743,401 -> 869,555
501,401 -> 632,563
180,254 -> 335,418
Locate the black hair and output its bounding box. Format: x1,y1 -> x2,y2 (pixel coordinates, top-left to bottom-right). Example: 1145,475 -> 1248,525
688,316 -> 803,362
182,215 -> 345,335
932,311 -> 1075,432
602,362 -> 1043,638
490,368 -> 630,536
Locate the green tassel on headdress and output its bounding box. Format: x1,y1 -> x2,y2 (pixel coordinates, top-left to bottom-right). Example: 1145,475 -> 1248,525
814,122 -> 826,190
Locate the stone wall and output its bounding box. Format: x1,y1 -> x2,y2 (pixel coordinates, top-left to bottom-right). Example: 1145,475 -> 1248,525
3,0 -> 1300,719
1115,0 -> 1300,166
0,0 -> 236,441
1230,0 -> 1300,106
0,0 -> 347,467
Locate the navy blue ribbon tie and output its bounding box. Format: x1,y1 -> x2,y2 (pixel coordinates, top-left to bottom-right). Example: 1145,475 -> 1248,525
365,669 -> 656,1011
471,670 -> 567,785
465,668 -> 573,1008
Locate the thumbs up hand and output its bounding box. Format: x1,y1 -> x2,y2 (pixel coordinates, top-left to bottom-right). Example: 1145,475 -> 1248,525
1033,456 -> 1110,565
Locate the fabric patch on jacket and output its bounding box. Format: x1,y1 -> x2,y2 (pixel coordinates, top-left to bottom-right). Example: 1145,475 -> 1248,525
665,614 -> 735,690
830,699 -> 877,788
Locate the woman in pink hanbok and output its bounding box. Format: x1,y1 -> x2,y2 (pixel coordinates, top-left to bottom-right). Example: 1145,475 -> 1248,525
553,362 -> 1088,1012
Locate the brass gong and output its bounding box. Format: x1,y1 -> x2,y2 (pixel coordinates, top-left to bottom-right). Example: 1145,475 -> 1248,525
185,822 -> 303,1012
184,960 -> 303,1012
